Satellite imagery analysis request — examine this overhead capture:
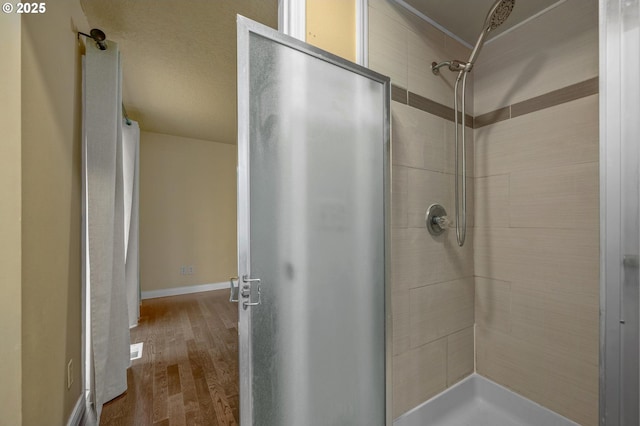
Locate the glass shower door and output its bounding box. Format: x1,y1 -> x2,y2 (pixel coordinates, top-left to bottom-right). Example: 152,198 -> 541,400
236,16 -> 391,426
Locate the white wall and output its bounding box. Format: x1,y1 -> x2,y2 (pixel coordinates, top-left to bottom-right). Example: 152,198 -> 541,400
139,132 -> 237,291
20,1 -> 90,424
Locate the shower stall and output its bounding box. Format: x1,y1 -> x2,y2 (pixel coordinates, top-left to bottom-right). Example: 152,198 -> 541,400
368,0 -> 636,424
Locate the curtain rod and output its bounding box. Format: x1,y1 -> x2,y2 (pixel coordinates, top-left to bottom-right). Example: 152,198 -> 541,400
78,28 -> 108,50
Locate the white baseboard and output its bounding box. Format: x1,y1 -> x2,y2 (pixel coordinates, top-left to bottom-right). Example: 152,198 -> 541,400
66,393 -> 86,426
141,281 -> 230,300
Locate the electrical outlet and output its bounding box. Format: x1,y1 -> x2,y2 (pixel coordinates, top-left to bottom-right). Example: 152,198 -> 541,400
187,265 -> 194,275
67,359 -> 73,389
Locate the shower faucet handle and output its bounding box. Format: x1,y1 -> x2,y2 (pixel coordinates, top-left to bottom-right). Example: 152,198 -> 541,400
433,215 -> 450,230
426,204 -> 449,236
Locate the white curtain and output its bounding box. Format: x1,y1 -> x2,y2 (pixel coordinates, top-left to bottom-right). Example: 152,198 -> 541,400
122,119 -> 140,328
82,40 -> 131,419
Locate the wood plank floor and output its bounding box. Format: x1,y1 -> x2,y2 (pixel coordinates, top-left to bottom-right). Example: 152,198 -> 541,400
100,290 -> 239,426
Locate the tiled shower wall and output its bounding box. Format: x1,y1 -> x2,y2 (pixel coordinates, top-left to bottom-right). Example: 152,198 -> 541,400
370,0 -> 600,422
472,1 -> 599,425
368,0 -> 476,418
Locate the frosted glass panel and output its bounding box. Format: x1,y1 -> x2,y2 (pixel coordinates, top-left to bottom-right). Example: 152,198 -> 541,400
247,32 -> 386,425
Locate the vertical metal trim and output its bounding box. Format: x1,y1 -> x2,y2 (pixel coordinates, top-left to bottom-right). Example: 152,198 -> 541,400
356,0 -> 369,67
599,0 -> 623,424
600,1 -> 640,424
236,15 -> 254,426
598,3 -> 606,424
383,79 -> 393,426
599,0 -> 614,421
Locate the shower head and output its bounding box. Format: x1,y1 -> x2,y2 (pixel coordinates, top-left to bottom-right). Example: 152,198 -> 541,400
488,0 -> 515,31
466,0 -> 515,69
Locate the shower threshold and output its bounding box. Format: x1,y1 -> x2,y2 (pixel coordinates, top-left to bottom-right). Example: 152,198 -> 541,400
394,374 -> 579,426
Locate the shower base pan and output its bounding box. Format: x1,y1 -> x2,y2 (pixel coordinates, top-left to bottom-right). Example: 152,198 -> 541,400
394,374 -> 579,426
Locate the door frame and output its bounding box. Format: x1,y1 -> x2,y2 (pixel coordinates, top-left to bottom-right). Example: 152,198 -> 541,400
278,0 -> 369,67
236,14 -> 391,425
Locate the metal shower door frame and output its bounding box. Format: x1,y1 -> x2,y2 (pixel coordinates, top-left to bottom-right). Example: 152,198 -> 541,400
599,0 -> 640,424
236,15 -> 392,426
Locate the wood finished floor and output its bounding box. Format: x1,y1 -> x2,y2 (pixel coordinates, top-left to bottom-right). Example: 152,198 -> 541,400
100,290 -> 239,426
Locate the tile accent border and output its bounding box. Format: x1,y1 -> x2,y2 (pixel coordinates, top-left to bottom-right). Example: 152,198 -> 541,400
392,85 -> 408,104
473,106 -> 510,128
409,92 -> 474,127
391,84 -> 473,128
474,77 -> 599,128
392,77 -> 598,129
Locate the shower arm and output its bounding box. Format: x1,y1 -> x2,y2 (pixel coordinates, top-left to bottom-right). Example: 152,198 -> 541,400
434,0 -> 513,75
431,59 -> 469,75
431,26 -> 490,76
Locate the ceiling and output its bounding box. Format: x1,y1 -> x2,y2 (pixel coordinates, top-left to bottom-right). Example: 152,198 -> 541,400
81,0 -> 558,144
80,0 -> 278,144
400,0 -> 561,46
